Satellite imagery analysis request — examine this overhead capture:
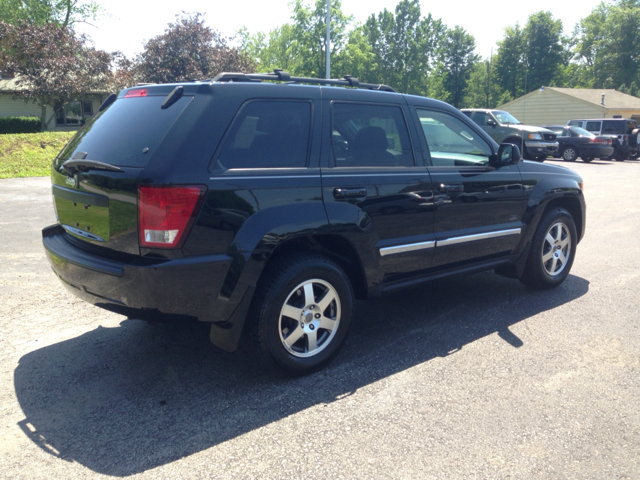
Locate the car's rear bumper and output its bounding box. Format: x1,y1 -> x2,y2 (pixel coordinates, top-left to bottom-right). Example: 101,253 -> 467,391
42,225 -> 233,323
579,145 -> 615,158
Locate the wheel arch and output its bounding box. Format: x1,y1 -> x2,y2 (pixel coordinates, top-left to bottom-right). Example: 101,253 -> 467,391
259,234 -> 369,300
540,196 -> 584,244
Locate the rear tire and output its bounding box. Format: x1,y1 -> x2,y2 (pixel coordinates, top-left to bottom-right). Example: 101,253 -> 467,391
520,207 -> 577,290
246,253 -> 354,375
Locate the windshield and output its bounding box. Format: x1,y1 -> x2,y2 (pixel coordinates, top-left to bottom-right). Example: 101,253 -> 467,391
493,111 -> 521,125
571,126 -> 594,137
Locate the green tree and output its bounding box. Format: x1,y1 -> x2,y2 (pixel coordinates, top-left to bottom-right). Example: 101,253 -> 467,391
463,57 -> 507,108
238,0 -> 351,78
0,0 -> 102,27
494,24 -> 526,98
438,26 -> 479,108
238,25 -> 300,74
291,0 -> 352,78
524,12 -> 565,90
575,0 -> 640,88
362,0 -> 443,94
332,26 -> 377,80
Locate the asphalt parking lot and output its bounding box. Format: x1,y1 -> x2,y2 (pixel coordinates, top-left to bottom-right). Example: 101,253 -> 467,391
1,158 -> 639,479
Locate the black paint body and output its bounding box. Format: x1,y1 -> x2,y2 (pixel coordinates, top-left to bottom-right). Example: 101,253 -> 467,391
43,82 -> 586,351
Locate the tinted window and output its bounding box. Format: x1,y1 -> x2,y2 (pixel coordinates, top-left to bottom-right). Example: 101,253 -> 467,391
56,95 -> 193,168
568,121 -> 582,127
602,120 -> 624,134
473,112 -> 491,125
585,121 -> 601,132
330,103 -> 414,167
417,109 -> 492,166
216,101 -> 311,169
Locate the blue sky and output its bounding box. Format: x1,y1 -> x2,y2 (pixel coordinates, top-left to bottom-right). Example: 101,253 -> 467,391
78,0 -> 603,62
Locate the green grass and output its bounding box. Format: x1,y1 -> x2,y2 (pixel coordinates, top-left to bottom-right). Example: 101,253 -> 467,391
0,132 -> 74,179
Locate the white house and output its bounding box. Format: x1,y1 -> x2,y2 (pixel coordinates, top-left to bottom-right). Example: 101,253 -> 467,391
0,75 -> 110,131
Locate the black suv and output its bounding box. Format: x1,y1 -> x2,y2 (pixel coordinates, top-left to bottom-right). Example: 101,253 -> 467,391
43,71 -> 586,374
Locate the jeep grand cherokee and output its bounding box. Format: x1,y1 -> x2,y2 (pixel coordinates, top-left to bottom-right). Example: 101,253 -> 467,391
43,71 -> 586,374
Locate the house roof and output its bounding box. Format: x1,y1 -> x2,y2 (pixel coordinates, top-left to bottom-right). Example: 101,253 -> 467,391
545,87 -> 640,109
0,75 -> 111,95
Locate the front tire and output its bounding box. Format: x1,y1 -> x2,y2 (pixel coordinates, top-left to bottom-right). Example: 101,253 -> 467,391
561,146 -> 578,162
520,208 -> 577,289
247,254 -> 354,375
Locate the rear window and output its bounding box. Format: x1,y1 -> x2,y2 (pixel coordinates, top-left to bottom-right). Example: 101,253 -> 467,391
56,95 -> 193,168
571,127 -> 594,137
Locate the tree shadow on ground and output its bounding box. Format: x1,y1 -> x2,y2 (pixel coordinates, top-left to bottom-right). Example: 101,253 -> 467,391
14,271 -> 589,476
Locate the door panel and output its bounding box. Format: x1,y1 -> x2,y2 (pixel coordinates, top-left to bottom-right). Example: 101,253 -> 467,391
415,108 -> 525,268
320,99 -> 435,282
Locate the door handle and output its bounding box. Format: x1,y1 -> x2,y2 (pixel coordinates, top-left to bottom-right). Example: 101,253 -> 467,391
439,183 -> 464,193
333,187 -> 368,199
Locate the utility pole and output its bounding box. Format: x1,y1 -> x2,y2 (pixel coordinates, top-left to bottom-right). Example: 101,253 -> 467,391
326,0 -> 331,79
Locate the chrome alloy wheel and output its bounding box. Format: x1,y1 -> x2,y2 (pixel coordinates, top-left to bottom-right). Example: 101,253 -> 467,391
563,147 -> 577,161
542,222 -> 572,276
278,279 -> 341,358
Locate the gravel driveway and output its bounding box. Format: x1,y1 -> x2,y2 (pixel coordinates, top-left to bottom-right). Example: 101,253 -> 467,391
1,160 -> 639,479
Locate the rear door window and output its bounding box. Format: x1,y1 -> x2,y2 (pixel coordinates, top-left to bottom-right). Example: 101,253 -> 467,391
215,100 -> 312,169
330,103 -> 414,167
585,121 -> 602,133
56,95 -> 193,168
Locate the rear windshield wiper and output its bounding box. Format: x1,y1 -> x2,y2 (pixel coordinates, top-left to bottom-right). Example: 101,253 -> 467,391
61,159 -> 123,175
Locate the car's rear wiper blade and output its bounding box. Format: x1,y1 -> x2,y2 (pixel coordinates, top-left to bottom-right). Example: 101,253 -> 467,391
61,159 -> 123,175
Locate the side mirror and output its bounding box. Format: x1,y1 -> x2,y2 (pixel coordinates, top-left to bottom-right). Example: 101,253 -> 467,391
487,119 -> 497,127
494,143 -> 521,165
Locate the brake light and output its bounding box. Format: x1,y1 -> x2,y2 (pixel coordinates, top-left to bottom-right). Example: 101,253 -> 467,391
125,88 -> 148,98
138,185 -> 206,249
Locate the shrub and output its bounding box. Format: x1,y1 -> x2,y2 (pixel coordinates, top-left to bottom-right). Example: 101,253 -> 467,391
0,116 -> 41,134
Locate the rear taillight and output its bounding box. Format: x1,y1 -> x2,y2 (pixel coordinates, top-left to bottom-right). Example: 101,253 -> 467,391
124,88 -> 148,98
138,185 -> 206,249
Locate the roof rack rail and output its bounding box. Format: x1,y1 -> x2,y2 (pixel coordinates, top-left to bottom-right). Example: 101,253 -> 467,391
209,69 -> 397,93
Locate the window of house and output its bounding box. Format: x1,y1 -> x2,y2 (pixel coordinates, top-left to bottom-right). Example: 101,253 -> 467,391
330,103 -> 414,167
56,101 -> 94,126
215,100 -> 312,169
